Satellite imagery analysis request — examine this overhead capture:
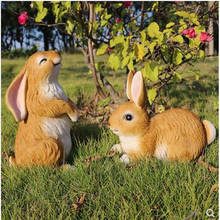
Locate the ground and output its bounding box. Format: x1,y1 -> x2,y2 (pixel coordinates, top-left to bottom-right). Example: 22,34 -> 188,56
1,53 -> 218,219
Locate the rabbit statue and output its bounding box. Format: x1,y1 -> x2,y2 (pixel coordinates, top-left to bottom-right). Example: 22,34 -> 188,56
5,51 -> 78,167
108,71 -> 216,163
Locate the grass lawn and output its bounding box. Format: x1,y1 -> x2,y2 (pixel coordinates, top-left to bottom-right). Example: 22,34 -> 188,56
1,53 -> 218,219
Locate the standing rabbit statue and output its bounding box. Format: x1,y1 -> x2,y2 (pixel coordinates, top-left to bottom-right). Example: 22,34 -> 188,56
108,71 -> 216,163
5,51 -> 78,167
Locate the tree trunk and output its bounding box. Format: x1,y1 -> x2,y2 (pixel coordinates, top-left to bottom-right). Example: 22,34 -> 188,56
88,3 -> 106,99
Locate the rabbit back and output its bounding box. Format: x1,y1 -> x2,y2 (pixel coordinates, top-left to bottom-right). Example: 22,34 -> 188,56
151,108 -> 206,160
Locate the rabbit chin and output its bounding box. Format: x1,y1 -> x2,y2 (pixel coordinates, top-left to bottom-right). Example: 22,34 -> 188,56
40,65 -> 68,101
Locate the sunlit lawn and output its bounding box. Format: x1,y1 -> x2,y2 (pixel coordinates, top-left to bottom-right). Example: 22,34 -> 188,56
1,53 -> 218,219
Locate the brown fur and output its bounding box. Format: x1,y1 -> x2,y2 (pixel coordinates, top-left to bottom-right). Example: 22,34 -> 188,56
109,71 -> 215,161
5,51 -> 77,167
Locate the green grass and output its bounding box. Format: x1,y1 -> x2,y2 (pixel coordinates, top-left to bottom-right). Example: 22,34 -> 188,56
1,53 -> 218,219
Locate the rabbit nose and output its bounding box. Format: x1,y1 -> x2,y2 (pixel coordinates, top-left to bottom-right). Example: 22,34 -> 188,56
53,57 -> 62,65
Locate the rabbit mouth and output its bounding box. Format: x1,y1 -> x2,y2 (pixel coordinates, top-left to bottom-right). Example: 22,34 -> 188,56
54,62 -> 62,67
110,128 -> 120,134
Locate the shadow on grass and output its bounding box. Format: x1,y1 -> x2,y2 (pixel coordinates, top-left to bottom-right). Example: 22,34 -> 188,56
67,122 -> 103,164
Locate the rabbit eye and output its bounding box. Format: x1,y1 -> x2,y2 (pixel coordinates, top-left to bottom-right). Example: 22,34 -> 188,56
39,58 -> 47,65
124,114 -> 133,121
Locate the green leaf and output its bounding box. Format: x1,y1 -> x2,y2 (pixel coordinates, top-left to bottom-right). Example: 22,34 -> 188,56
189,13 -> 199,25
147,22 -> 160,38
95,4 -> 102,14
174,71 -> 182,80
194,26 -> 206,35
127,59 -> 134,71
147,88 -> 157,105
199,50 -> 205,58
152,2 -> 158,12
96,44 -> 108,56
147,22 -> 164,44
121,57 -> 130,68
142,62 -> 158,82
166,22 -> 175,28
110,35 -> 124,47
122,39 -> 129,57
140,30 -> 146,42
61,1 -> 71,10
195,73 -> 200,81
109,54 -> 120,70
175,11 -> 190,18
35,2 -> 48,22
171,35 -> 184,44
147,41 -> 156,54
173,49 -> 183,65
135,43 -> 147,61
35,1 -> 44,11
189,37 -> 201,49
88,69 -> 92,75
101,20 -> 108,26
73,2 -> 81,11
114,3 -> 122,8
66,19 -> 74,35
52,3 -> 60,23
95,62 -> 105,72
185,53 -> 192,59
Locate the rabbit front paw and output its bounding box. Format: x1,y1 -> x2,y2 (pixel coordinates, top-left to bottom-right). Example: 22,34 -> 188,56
69,113 -> 78,122
120,154 -> 130,164
110,144 -> 122,154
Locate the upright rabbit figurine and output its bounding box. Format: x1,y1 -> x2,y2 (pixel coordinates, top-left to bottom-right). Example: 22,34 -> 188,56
5,51 -> 78,167
109,71 -> 216,163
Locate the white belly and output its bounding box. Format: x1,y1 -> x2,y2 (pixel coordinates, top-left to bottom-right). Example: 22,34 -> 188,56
41,115 -> 72,158
119,135 -> 139,153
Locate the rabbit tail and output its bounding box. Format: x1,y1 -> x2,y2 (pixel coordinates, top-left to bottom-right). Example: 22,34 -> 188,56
202,120 -> 216,145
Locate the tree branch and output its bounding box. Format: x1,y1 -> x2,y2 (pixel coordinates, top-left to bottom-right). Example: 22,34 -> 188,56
97,72 -> 125,104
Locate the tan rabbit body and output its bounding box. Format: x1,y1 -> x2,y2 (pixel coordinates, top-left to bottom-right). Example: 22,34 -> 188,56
109,71 -> 216,163
5,51 -> 78,167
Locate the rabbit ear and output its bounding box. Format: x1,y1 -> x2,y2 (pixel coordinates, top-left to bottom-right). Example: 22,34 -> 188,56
131,71 -> 146,108
5,67 -> 27,122
126,71 -> 134,100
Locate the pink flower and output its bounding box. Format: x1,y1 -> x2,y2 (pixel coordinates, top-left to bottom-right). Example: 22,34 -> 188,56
182,27 -> 197,39
200,32 -> 212,43
116,17 -> 121,23
182,29 -> 189,35
188,27 -> 197,38
124,1 -> 132,8
18,11 -> 28,25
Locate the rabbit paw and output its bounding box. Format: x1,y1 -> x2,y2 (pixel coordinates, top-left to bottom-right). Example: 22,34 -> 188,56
110,144 -> 122,153
61,164 -> 76,171
120,154 -> 130,164
69,113 -> 78,122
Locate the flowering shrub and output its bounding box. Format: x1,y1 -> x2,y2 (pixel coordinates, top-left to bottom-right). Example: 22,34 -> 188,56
18,11 -> 28,25
32,2 -> 214,106
96,8 -> 213,104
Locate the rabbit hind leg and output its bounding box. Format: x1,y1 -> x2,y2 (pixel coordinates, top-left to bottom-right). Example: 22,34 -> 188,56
15,137 -> 65,167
